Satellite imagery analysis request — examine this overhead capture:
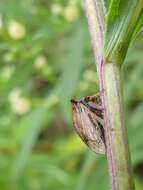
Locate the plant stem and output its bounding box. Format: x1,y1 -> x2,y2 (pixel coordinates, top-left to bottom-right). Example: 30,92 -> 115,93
100,62 -> 135,190
84,0 -> 135,189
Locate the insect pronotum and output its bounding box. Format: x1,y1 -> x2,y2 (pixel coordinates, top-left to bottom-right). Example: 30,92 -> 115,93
71,93 -> 106,154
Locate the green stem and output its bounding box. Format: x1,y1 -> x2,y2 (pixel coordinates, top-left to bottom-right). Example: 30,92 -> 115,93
84,0 -> 135,189
100,62 -> 135,190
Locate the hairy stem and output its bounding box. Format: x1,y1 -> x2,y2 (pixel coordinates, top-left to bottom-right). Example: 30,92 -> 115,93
84,0 -> 135,189
100,62 -> 135,190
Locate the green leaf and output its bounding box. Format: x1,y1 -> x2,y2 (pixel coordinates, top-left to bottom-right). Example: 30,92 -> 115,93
132,11 -> 143,39
57,20 -> 88,122
128,103 -> 143,153
76,152 -> 98,190
76,153 -> 108,190
12,108 -> 48,178
105,0 -> 143,65
104,0 -> 111,11
1,61 -> 34,97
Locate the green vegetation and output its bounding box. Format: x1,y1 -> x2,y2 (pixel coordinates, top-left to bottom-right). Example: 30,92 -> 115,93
0,0 -> 143,189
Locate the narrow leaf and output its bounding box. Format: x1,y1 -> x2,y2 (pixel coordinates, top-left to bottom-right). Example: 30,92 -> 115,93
12,108 -> 48,178
58,20 -> 87,122
105,0 -> 143,65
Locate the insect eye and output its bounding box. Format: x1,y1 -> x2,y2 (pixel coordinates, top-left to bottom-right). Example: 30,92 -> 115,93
85,96 -> 90,102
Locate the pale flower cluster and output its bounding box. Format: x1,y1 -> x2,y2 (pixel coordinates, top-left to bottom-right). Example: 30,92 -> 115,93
51,4 -> 63,16
51,2 -> 80,22
63,5 -> 80,22
2,65 -> 15,80
34,55 -> 47,69
9,88 -> 31,114
8,20 -> 26,40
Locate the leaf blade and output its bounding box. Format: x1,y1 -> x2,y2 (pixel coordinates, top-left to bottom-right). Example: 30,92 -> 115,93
105,0 -> 143,65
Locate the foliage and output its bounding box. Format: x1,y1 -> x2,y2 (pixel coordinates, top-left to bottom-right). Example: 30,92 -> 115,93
0,0 -> 142,189
105,0 -> 143,65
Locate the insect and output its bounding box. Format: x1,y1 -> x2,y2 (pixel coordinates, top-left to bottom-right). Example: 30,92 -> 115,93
71,93 -> 106,154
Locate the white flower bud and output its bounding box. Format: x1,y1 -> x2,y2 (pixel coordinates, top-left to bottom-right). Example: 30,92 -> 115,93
63,5 -> 80,22
11,97 -> 31,114
51,4 -> 63,16
2,65 -> 15,80
9,89 -> 31,114
8,20 -> 26,40
34,56 -> 47,69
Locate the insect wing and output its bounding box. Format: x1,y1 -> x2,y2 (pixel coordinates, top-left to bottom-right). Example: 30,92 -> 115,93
71,100 -> 105,154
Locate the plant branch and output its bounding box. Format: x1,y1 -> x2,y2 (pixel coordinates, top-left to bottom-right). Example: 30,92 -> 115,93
84,1 -> 135,189
84,0 -> 105,66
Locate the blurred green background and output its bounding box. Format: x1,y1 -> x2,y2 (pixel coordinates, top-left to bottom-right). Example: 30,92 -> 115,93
0,0 -> 143,189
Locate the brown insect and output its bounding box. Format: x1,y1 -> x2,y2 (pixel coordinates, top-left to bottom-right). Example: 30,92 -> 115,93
71,93 -> 106,154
